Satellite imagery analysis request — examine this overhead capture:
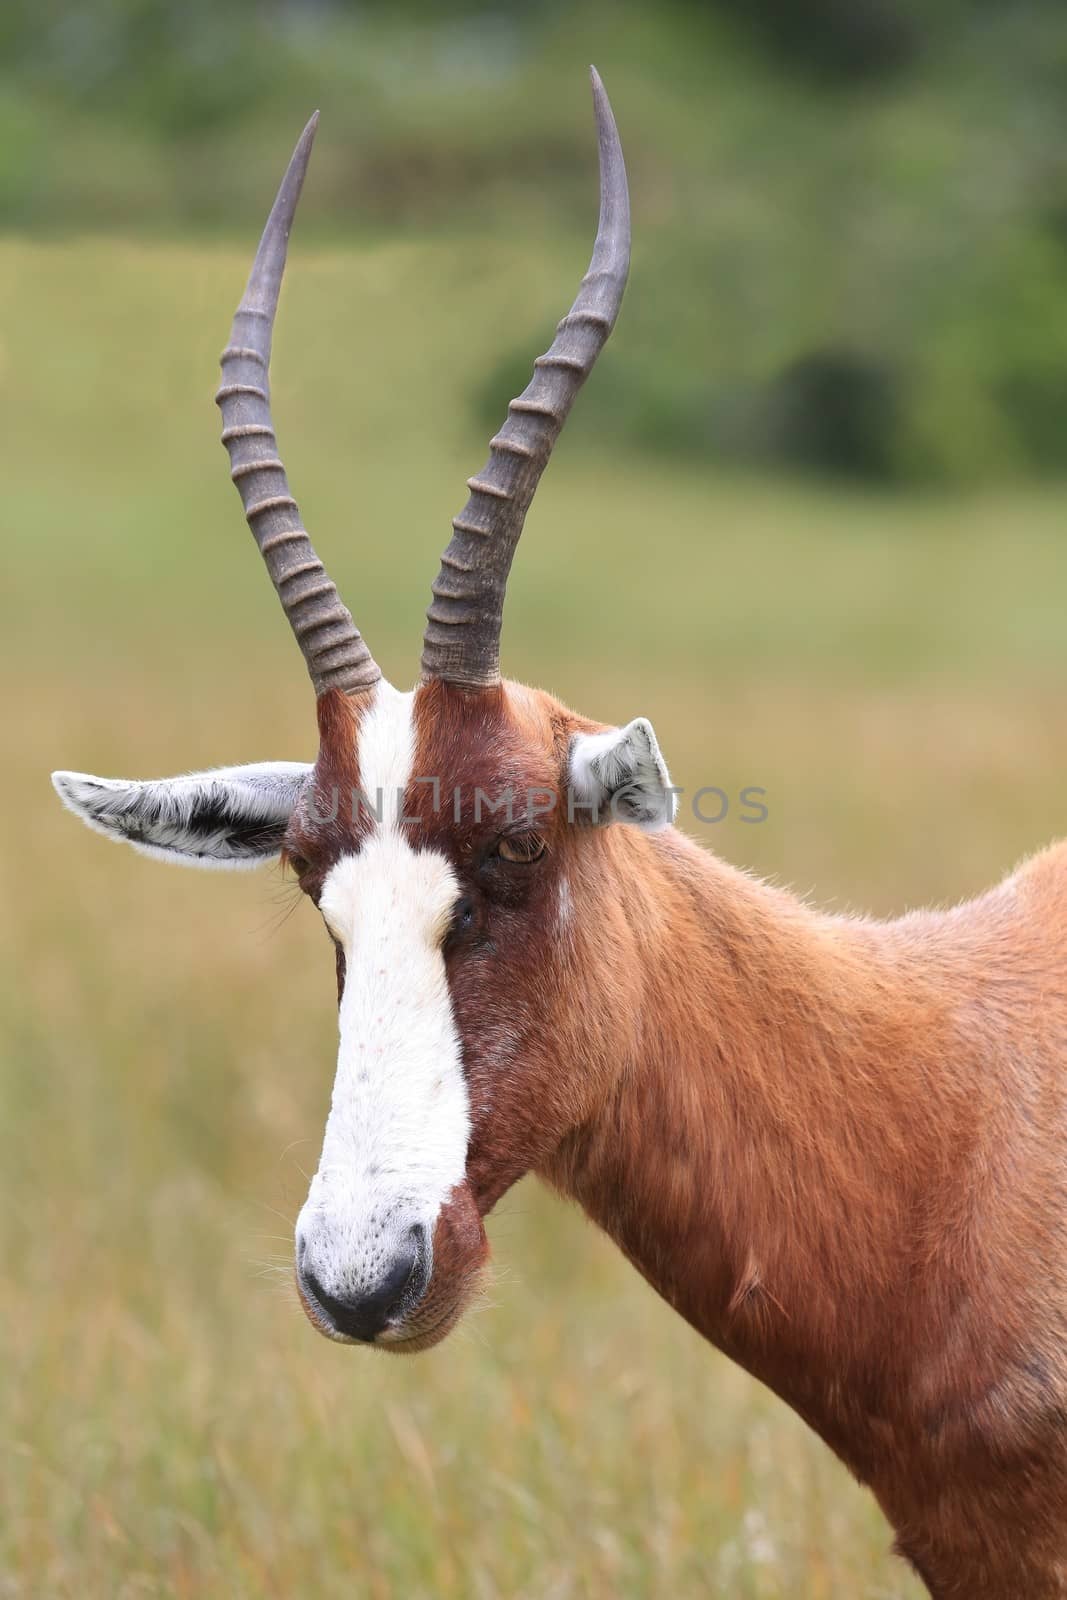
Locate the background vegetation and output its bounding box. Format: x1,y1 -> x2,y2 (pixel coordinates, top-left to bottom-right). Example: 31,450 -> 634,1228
4,3 -> 1067,1596
5,0 -> 1067,483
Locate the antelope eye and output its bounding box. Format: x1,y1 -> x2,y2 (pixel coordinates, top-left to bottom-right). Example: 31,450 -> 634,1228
497,833 -> 547,864
286,852 -> 310,877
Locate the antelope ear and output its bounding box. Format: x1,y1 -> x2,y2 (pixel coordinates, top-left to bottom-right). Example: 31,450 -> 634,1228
50,761 -> 312,870
568,718 -> 676,831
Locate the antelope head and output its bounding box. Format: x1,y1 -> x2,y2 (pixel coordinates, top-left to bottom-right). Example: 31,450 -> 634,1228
52,72 -> 675,1350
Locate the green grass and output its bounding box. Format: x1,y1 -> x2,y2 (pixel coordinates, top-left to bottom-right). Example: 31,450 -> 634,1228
5,230 -> 1067,1597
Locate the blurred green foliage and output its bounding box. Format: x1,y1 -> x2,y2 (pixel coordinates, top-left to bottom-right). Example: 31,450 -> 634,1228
4,0 -> 1067,483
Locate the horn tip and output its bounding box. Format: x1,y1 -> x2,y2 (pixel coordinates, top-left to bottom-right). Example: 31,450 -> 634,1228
588,66 -> 616,134
295,111 -> 320,163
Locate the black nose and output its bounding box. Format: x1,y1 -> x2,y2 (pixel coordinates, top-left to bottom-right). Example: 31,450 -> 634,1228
299,1225 -> 429,1342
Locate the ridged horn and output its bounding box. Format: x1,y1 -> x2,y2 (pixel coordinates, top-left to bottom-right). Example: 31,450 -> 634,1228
216,114 -> 381,699
420,67 -> 631,689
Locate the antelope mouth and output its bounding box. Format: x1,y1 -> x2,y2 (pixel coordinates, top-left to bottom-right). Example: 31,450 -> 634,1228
377,1296 -> 472,1353
294,1264 -> 482,1352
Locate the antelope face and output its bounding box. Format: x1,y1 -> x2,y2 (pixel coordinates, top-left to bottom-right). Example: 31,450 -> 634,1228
53,677 -> 672,1349
285,678 -> 672,1347
52,71 -> 673,1350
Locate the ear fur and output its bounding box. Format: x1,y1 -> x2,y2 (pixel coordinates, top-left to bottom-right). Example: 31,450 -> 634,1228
568,718 -> 676,831
50,762 -> 311,869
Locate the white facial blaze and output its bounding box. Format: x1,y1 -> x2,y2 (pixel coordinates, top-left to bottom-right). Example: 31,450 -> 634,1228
295,683 -> 470,1309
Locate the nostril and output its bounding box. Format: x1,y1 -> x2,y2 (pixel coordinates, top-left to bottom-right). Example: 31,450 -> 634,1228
376,1239 -> 419,1308
409,1220 -> 431,1274
300,1264 -> 330,1315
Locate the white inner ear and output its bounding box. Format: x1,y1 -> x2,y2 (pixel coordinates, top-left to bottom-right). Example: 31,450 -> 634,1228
569,717 -> 676,831
50,761 -> 311,870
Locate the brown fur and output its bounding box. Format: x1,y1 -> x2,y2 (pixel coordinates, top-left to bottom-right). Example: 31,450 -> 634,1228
288,681 -> 1067,1596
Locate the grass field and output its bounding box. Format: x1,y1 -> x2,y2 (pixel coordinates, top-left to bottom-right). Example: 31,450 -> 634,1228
4,231 -> 1067,1598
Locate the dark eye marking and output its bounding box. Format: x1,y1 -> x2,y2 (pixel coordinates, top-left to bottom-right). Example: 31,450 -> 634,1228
452,896 -> 477,934
281,842 -> 313,879
445,894 -> 488,953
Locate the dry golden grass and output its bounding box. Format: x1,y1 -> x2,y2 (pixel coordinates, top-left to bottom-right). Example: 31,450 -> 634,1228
4,234 -> 1066,1597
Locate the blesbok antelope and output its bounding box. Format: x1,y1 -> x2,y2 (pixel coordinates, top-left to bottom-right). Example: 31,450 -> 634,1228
51,71 -> 1066,1598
